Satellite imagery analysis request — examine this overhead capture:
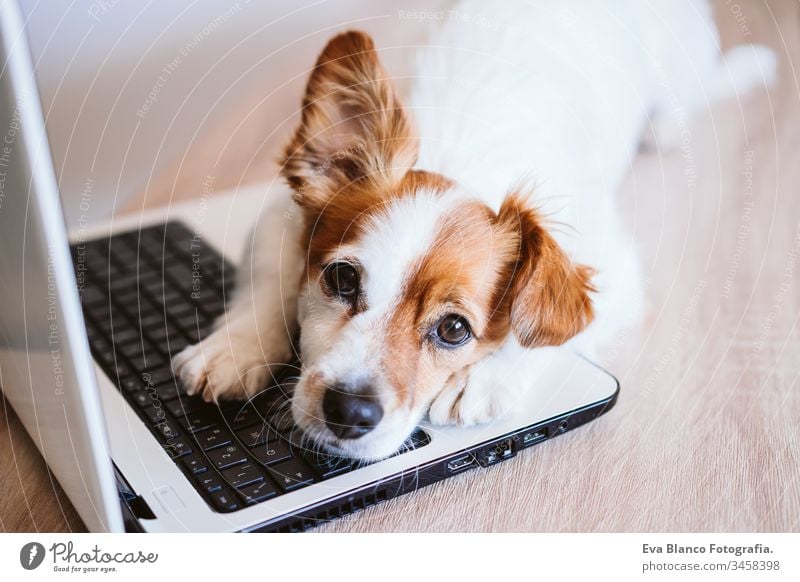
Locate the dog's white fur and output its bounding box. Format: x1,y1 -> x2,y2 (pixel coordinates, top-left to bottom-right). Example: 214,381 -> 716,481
174,0 -> 774,460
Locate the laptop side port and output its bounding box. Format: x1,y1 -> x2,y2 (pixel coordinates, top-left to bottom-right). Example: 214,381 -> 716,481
446,454 -> 477,473
522,427 -> 548,446
480,437 -> 515,466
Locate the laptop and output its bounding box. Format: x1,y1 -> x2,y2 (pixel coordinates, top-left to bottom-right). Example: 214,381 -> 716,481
0,0 -> 619,532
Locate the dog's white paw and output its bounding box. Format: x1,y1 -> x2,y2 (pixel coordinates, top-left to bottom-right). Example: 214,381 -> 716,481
428,358 -> 518,426
172,329 -> 290,403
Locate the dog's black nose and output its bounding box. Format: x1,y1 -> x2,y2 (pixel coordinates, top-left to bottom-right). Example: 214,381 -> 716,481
323,386 -> 383,439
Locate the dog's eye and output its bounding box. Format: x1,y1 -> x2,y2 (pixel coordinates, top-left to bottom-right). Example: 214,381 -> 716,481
324,262 -> 359,298
434,314 -> 472,346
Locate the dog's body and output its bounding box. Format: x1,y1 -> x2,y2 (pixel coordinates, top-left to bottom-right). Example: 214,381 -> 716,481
174,0 -> 774,460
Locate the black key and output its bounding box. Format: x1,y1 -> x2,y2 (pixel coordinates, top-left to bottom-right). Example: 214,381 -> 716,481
106,262 -> 123,278
143,235 -> 167,255
238,479 -> 279,505
137,312 -> 167,330
154,382 -> 181,402
221,462 -> 263,489
196,473 -> 223,494
142,367 -> 174,387
110,243 -> 138,265
165,301 -> 197,318
109,271 -> 157,293
122,355 -> 147,372
236,425 -> 271,448
154,421 -> 181,442
211,490 -> 241,512
153,333 -> 191,355
142,284 -> 169,305
168,264 -> 198,291
161,246 -> 186,266
305,451 -> 353,479
196,427 -> 232,451
148,287 -> 182,307
181,455 -> 208,475
249,439 -> 292,466
210,489 -> 241,512
141,405 -> 169,425
162,437 -> 191,459
108,327 -> 142,346
130,390 -> 154,408
112,286 -> 145,306
221,403 -> 263,430
84,261 -> 110,280
126,350 -> 165,372
136,272 -> 163,291
266,457 -> 316,492
147,325 -> 175,344
166,397 -> 202,418
118,376 -> 145,393
181,413 -> 216,434
206,444 -> 247,470
117,341 -> 147,360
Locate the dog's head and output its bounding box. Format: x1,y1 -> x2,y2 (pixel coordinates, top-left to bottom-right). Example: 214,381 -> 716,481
282,31 -> 595,460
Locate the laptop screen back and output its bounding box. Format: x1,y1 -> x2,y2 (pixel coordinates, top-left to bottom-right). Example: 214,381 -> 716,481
0,0 -> 123,532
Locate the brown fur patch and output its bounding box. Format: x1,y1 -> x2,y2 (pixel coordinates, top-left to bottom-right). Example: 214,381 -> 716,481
497,194 -> 596,347
281,30 -> 418,215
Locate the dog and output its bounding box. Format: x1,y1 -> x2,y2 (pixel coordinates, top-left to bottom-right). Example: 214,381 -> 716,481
173,0 -> 774,460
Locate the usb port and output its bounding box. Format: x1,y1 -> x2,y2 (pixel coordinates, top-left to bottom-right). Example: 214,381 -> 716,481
523,428 -> 547,446
447,454 -> 476,473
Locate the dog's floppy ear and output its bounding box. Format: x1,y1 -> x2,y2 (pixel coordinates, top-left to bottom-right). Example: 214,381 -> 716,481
498,194 -> 596,348
282,31 -> 417,209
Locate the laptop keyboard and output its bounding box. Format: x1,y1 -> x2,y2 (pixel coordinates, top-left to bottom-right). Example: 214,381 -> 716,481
70,221 -> 429,513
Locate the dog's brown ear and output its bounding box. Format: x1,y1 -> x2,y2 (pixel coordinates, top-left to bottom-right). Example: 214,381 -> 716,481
282,31 -> 417,209
498,194 -> 596,348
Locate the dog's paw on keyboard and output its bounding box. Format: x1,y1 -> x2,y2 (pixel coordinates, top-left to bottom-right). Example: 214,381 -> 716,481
172,331 -> 282,403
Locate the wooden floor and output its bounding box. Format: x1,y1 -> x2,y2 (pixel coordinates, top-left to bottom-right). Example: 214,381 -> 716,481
2,0 -> 799,532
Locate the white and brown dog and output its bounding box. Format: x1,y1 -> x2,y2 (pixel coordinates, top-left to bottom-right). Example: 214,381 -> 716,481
174,0 -> 773,460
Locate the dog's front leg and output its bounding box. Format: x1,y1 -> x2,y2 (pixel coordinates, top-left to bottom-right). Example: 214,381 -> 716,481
172,190 -> 304,402
428,337 -> 549,426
